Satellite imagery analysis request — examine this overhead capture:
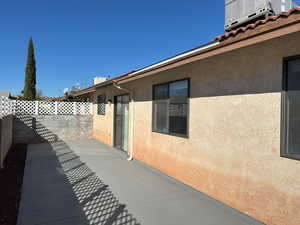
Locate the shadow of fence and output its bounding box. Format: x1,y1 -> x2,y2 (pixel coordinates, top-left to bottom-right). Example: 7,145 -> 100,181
17,115 -> 140,225
53,141 -> 140,225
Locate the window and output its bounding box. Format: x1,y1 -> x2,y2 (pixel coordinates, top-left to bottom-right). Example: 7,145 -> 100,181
282,56 -> 300,160
152,79 -> 189,136
97,95 -> 106,115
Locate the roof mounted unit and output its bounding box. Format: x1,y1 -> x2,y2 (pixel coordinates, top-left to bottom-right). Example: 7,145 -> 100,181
93,76 -> 108,85
225,0 -> 295,31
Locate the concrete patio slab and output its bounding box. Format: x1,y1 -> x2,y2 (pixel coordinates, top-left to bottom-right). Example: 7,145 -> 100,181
17,139 -> 265,225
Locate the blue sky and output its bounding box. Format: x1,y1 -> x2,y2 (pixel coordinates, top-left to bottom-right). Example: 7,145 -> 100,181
0,0 -> 299,97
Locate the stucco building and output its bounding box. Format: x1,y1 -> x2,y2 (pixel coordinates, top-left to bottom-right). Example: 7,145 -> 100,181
73,8 -> 300,225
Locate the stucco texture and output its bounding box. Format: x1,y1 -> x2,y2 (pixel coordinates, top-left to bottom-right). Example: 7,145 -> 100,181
13,115 -> 92,144
92,32 -> 300,225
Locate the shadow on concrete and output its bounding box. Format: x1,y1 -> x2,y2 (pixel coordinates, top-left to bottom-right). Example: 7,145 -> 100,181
53,141 -> 140,225
16,115 -> 140,225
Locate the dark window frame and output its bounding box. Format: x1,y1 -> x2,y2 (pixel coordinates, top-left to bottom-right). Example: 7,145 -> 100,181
281,55 -> 300,161
152,78 -> 190,138
97,94 -> 106,115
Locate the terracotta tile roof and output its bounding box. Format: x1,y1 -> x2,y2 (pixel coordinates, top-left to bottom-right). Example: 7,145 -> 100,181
214,6 -> 300,42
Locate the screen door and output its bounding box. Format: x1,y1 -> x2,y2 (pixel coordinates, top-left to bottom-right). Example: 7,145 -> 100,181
114,94 -> 129,152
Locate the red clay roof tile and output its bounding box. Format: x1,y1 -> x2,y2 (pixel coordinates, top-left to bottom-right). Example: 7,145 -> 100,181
214,6 -> 300,42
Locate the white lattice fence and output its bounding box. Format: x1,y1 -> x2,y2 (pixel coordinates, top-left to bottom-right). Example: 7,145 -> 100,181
0,96 -> 14,117
38,101 -> 55,115
57,102 -> 73,115
16,100 -> 36,115
76,102 -> 92,115
0,99 -> 93,116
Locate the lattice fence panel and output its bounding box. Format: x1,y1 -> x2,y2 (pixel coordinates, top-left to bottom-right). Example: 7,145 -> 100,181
0,96 -> 14,116
38,101 -> 55,115
76,102 -> 92,115
15,100 -> 36,115
57,102 -> 74,115
1,99 -> 92,116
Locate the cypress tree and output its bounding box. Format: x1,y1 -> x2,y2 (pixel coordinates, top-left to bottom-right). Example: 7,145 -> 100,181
23,38 -> 36,99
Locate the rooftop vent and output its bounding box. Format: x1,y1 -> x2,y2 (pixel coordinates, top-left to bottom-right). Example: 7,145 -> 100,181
225,0 -> 296,31
93,76 -> 108,85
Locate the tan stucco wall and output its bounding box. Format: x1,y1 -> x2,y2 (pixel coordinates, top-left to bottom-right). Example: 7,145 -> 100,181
92,32 -> 300,225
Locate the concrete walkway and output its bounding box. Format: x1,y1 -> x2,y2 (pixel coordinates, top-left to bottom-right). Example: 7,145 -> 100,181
17,139 -> 264,225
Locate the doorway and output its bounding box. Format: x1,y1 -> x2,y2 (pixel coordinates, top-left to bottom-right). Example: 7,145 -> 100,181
114,94 -> 130,152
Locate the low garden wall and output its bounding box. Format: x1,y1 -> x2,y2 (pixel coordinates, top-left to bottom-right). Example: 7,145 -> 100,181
0,115 -> 13,168
0,97 -> 93,165
13,115 -> 92,144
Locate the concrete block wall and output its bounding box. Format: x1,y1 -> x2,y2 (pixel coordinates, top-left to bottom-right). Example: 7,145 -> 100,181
13,115 -> 92,144
0,115 -> 13,168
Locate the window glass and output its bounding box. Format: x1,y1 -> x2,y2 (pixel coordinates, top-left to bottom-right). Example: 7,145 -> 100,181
170,80 -> 188,97
116,97 -> 122,115
154,84 -> 168,100
170,80 -> 188,105
122,95 -> 130,103
153,100 -> 169,133
152,79 -> 188,136
97,95 -> 106,115
169,103 -> 187,134
286,59 -> 300,155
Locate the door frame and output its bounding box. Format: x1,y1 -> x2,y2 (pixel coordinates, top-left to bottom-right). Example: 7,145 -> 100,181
113,94 -> 130,152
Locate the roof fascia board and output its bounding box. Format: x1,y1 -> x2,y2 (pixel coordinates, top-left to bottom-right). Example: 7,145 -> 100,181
127,42 -> 220,77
